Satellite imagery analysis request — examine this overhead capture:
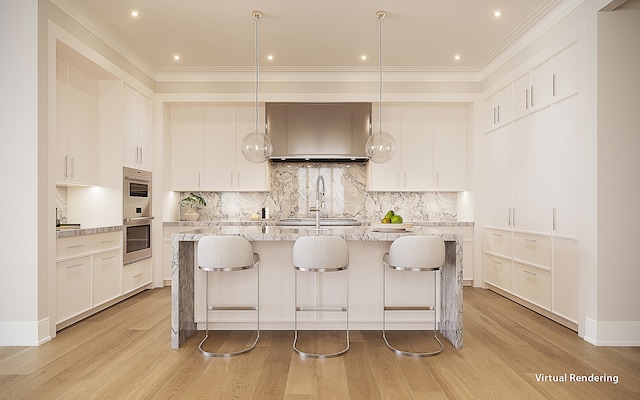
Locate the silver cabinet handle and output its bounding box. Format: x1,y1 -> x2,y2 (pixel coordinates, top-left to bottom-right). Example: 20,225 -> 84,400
524,238 -> 537,243
553,208 -> 557,231
512,208 -> 516,227
491,233 -> 503,237
523,269 -> 537,276
101,255 -> 116,261
64,156 -> 68,178
552,74 -> 557,97
133,273 -> 143,278
530,86 -> 535,107
493,106 -> 497,124
101,240 -> 114,244
139,147 -> 143,165
493,260 -> 503,265
67,244 -> 84,249
66,262 -> 85,269
497,105 -> 500,122
525,89 -> 529,109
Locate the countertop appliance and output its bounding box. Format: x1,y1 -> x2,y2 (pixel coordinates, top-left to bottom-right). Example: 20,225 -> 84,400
266,102 -> 371,161
123,167 -> 153,265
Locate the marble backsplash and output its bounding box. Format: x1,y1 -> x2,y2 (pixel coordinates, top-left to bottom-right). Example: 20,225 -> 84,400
179,162 -> 457,222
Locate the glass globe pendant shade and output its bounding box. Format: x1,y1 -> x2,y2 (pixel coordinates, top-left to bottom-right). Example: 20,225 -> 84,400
365,130 -> 396,163
241,130 -> 273,163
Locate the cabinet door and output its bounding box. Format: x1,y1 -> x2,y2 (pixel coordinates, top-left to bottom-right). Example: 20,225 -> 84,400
529,59 -> 553,111
402,105 -> 435,191
123,258 -> 152,293
234,105 -> 270,191
93,249 -> 122,306
433,105 -> 466,191
552,237 -> 578,322
137,93 -> 153,170
553,43 -> 579,102
56,256 -> 92,323
511,108 -> 552,233
123,84 -> 140,169
551,96 -> 580,237
496,85 -> 512,126
483,125 -> 512,229
56,59 -> 70,183
512,73 -> 531,120
66,64 -> 100,185
170,106 -> 204,191
367,105 -> 403,191
202,106 -> 236,190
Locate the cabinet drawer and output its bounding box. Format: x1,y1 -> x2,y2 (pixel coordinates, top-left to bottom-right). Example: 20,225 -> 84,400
485,229 -> 512,258
123,258 -> 152,293
513,262 -> 551,309
513,233 -> 551,268
484,253 -> 512,292
57,231 -> 121,259
56,256 -> 92,323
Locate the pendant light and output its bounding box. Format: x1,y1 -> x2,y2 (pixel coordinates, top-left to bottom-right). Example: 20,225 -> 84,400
365,10 -> 396,163
241,10 -> 273,163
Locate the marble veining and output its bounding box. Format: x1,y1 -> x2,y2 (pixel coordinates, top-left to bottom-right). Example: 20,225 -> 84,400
179,162 -> 458,222
56,225 -> 123,238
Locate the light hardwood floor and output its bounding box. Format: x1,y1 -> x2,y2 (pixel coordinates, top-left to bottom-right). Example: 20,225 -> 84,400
1,287 -> 638,399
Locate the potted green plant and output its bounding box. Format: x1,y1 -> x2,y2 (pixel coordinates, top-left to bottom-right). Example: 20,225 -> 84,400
180,193 -> 207,221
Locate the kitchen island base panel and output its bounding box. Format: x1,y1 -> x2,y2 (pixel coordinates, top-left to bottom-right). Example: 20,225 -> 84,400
171,227 -> 463,350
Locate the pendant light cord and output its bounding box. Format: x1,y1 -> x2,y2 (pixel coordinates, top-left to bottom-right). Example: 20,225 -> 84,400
378,12 -> 384,136
254,12 -> 260,133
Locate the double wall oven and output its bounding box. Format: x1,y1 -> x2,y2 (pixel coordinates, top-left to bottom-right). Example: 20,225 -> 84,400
123,167 -> 153,265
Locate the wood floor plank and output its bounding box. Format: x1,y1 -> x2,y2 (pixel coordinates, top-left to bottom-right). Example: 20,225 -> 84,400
1,287 -> 638,400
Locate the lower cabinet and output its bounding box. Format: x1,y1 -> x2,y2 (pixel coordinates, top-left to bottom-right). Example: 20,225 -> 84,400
56,231 -> 152,330
483,228 -> 577,330
123,258 -> 152,294
56,255 -> 92,323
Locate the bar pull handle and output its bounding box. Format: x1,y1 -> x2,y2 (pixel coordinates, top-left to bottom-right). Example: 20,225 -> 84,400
493,106 -> 497,124
525,89 -> 529,109
70,156 -> 75,179
64,156 -> 68,178
67,244 -> 84,249
530,85 -> 535,108
553,208 -> 557,231
101,255 -> 116,261
66,263 -> 85,269
552,74 -> 557,97
497,105 -> 500,123
522,269 -> 537,276
524,238 -> 537,243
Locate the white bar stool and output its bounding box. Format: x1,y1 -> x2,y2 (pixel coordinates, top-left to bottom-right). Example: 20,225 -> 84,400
293,235 -> 349,358
382,235 -> 445,357
197,235 -> 260,357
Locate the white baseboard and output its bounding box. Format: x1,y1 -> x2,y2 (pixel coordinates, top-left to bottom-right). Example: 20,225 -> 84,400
0,317 -> 52,346
584,317 -> 640,346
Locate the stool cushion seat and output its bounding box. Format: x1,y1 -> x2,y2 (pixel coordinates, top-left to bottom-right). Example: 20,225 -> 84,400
387,236 -> 445,270
198,235 -> 256,270
293,236 -> 349,271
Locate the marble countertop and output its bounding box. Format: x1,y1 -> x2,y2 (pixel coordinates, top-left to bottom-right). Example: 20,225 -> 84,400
164,220 -> 474,228
171,225 -> 461,242
56,225 -> 123,238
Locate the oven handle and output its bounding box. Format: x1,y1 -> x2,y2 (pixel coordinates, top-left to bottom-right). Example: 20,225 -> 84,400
124,216 -> 154,224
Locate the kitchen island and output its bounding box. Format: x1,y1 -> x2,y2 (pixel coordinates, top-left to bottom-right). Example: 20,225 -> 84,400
171,225 -> 463,350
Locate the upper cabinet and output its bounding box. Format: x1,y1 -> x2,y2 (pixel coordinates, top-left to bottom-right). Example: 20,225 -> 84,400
170,104 -> 270,192
56,58 -> 100,185
368,104 -> 467,192
123,84 -> 152,171
512,59 -> 554,120
552,42 -> 580,102
484,85 -> 512,132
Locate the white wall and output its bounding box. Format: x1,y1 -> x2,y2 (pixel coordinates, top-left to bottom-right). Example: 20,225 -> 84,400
592,1 -> 640,345
0,0 -> 43,345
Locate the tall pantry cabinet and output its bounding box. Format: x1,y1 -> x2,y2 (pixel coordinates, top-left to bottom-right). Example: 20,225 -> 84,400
483,41 -> 581,329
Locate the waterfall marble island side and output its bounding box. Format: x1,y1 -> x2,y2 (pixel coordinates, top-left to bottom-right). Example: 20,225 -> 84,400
171,225 -> 463,350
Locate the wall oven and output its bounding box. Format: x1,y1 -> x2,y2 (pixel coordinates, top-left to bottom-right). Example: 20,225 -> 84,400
123,167 -> 153,265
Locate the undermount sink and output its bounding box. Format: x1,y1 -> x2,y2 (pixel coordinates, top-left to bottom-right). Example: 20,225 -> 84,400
276,218 -> 361,227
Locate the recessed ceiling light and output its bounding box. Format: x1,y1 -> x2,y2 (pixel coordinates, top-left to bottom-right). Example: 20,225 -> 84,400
454,55 -> 461,61
494,10 -> 502,17
173,55 -> 180,61
361,55 -> 367,61
130,10 -> 139,17
267,55 -> 274,61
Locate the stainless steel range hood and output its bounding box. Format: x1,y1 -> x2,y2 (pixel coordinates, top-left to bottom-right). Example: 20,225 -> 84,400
266,103 -> 371,161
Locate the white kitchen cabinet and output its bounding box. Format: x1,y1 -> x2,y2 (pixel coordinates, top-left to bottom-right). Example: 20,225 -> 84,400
552,237 -> 578,322
170,104 -> 270,192
552,42 -> 580,102
368,104 -> 467,192
56,231 -> 124,329
484,85 -> 512,132
513,262 -> 551,310
511,108 -> 552,233
123,84 -> 152,170
56,59 -> 100,185
484,253 -> 512,292
92,249 -> 122,307
512,59 -> 553,120
550,95 -> 580,238
123,258 -> 153,294
56,255 -> 92,323
483,124 -> 512,230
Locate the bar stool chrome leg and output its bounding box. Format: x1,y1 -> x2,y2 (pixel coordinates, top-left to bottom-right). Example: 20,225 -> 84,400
382,264 -> 444,358
199,265 -> 260,357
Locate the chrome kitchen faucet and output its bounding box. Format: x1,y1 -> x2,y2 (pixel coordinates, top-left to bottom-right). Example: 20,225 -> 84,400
310,175 -> 325,229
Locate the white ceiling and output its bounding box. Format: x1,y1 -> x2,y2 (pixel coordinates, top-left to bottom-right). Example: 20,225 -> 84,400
52,0 -> 571,80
